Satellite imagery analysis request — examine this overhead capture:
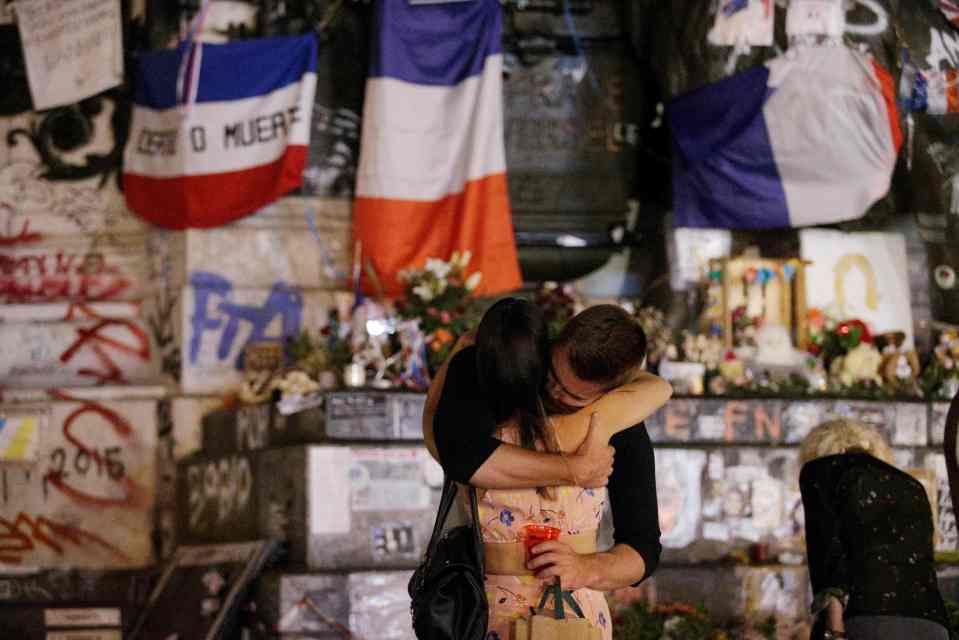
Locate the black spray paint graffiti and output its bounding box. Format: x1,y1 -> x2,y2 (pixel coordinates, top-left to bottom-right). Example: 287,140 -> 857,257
6,92 -> 129,188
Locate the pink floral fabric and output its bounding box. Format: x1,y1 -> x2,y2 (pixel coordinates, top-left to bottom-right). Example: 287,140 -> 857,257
469,430 -> 612,640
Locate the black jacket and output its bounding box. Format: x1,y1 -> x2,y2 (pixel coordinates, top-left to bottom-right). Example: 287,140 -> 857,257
800,453 -> 949,638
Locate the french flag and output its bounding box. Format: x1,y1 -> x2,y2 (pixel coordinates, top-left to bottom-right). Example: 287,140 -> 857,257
123,35 -> 317,229
353,0 -> 522,298
941,0 -> 959,28
669,46 -> 902,229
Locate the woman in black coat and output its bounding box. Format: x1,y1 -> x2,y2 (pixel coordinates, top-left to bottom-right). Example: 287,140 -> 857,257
799,419 -> 950,640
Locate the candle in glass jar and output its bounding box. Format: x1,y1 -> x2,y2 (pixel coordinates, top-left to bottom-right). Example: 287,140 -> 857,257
343,363 -> 366,388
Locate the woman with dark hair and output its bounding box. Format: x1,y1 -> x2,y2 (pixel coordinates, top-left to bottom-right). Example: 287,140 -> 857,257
474,297 -> 553,460
424,297 -> 672,639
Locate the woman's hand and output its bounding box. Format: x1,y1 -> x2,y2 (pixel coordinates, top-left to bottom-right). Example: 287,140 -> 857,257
826,596 -> 846,636
527,540 -> 600,591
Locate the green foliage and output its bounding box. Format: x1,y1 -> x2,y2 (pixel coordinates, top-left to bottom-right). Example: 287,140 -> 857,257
755,615 -> 777,640
613,602 -> 733,640
287,329 -> 315,364
614,601 -> 664,640
945,598 -> 959,636
286,311 -> 353,381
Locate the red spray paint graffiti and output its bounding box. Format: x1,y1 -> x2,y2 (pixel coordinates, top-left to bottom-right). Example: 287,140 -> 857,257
0,512 -> 131,565
0,203 -> 42,246
42,390 -> 152,511
0,250 -> 132,302
58,304 -> 151,384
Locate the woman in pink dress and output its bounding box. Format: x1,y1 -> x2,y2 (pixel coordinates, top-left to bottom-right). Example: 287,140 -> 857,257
427,298 -> 672,639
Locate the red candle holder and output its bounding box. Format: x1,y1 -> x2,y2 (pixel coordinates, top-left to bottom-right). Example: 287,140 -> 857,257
522,524 -> 561,562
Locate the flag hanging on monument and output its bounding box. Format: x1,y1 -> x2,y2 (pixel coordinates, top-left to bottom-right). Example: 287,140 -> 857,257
124,34 -> 317,229
669,46 -> 901,229
352,0 -> 522,298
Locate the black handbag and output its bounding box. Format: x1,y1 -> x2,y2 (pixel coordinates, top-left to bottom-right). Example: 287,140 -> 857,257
408,477 -> 488,640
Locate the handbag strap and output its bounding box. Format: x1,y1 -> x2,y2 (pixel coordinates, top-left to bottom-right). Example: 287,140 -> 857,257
422,478 -> 485,573
467,483 -> 484,570
423,476 -> 460,562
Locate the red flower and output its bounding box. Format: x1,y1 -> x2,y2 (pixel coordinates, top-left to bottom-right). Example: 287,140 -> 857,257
837,319 -> 872,343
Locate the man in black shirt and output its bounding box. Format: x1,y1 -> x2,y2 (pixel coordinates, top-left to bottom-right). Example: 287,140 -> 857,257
424,305 -> 662,590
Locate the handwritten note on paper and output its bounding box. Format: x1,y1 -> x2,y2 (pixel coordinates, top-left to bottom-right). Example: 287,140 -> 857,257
13,0 -> 124,110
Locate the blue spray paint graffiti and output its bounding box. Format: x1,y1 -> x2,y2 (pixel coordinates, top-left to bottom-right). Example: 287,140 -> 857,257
188,271 -> 303,368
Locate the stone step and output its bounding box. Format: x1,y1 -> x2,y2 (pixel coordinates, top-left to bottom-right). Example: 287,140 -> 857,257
245,571 -> 413,639
200,391 -> 426,456
0,302 -> 160,389
0,568 -> 154,604
0,605 -> 135,640
176,445 -> 442,571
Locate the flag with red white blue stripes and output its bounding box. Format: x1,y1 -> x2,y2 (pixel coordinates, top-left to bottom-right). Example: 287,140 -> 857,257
123,35 -> 317,229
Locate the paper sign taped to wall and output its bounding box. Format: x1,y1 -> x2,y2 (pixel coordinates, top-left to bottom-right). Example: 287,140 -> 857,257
0,411 -> 44,462
309,447 -> 352,535
13,0 -> 124,110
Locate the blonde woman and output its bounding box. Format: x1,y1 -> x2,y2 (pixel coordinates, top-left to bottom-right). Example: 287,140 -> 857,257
799,419 -> 949,640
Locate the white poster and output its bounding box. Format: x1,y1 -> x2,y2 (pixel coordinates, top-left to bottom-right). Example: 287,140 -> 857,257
13,0 -> 124,109
800,229 -> 914,346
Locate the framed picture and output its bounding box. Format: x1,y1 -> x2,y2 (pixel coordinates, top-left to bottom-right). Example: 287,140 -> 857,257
717,255 -> 809,351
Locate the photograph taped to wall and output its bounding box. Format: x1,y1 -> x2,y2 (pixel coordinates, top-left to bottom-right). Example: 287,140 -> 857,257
800,229 -> 914,346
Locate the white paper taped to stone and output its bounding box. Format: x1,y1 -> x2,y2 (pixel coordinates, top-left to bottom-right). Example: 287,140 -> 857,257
349,449 -> 432,512
13,0 -> 124,110
309,447 -> 353,535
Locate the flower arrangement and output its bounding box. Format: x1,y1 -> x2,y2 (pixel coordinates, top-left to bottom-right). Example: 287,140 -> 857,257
534,281 -> 579,339
635,306 -> 674,372
395,251 -> 483,371
613,600 -> 782,640
287,309 -> 354,386
804,310 -> 896,397
678,331 -> 725,371
920,328 -> 959,399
